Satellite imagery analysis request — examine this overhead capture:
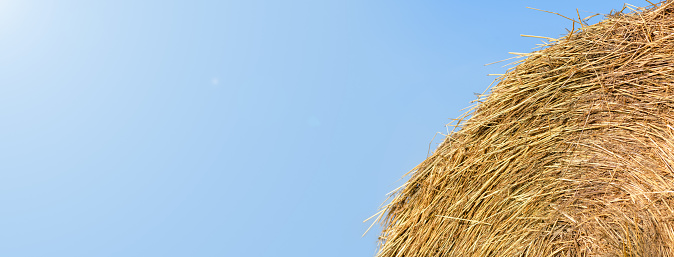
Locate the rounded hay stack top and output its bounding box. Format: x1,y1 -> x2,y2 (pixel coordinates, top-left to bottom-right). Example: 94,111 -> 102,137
373,1 -> 674,256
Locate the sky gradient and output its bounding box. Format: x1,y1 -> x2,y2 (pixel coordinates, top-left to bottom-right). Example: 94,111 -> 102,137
0,1 -> 635,256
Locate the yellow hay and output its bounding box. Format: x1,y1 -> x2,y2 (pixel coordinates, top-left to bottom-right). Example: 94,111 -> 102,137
374,1 -> 674,256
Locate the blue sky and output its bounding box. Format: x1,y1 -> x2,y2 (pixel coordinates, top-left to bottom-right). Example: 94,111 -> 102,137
0,1 -> 633,256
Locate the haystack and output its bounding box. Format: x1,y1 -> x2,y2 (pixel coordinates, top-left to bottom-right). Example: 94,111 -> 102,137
371,1 -> 674,256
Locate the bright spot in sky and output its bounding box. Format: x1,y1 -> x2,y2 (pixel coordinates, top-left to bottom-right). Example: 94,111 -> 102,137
211,78 -> 219,85
0,1 -> 22,28
307,116 -> 321,127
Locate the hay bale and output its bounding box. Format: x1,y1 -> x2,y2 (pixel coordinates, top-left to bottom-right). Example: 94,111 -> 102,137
373,1 -> 674,256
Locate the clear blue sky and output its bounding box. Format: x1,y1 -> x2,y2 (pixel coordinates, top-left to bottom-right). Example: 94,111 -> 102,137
0,1 -> 632,256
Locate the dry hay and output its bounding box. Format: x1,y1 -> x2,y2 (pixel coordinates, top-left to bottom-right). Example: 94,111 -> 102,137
371,1 -> 674,256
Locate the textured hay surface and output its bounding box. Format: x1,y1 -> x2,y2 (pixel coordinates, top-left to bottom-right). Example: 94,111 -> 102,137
374,1 -> 674,256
